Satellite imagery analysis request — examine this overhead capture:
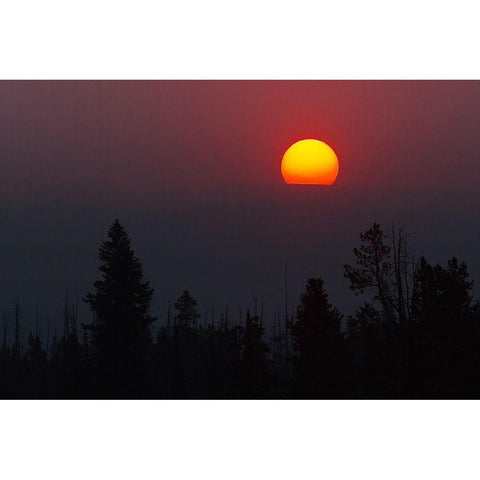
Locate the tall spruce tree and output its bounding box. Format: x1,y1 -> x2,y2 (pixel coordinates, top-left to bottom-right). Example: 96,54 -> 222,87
84,219 -> 155,397
289,278 -> 348,398
171,290 -> 201,397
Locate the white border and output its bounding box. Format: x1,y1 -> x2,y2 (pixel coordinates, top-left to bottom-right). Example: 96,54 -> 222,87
1,1 -> 478,479
1,400 -> 477,479
1,0 -> 479,79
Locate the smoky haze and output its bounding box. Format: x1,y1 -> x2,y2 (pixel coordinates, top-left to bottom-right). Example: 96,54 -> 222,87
1,81 -> 480,336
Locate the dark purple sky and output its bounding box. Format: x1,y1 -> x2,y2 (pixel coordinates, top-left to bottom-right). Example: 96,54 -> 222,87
1,81 -> 480,334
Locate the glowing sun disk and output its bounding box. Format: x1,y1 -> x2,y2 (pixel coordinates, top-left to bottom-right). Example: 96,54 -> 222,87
281,139 -> 339,185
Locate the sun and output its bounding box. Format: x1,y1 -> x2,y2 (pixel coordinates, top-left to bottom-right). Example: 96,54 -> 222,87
281,139 -> 339,185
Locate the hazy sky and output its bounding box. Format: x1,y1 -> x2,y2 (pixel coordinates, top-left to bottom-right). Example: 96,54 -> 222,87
1,81 -> 480,335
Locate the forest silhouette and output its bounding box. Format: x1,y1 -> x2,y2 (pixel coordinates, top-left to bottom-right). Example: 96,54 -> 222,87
1,219 -> 479,399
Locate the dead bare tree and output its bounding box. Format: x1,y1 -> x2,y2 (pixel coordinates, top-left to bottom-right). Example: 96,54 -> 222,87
344,222 -> 419,325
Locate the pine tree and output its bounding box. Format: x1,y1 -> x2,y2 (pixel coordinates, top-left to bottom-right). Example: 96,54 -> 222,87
84,219 -> 156,397
171,290 -> 201,397
174,290 -> 200,331
346,302 -> 399,398
413,256 -> 479,397
241,310 -> 270,398
289,278 -> 348,398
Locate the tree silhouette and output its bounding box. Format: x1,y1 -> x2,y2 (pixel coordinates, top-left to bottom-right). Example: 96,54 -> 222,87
412,256 -> 480,397
174,290 -> 200,331
171,290 -> 202,397
240,310 -> 270,398
84,219 -> 156,398
3,219 -> 480,399
25,333 -> 47,398
344,223 -> 418,396
346,302 -> 399,398
289,278 -> 348,398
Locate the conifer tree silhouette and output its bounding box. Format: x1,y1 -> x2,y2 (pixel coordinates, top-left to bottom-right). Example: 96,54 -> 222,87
171,290 -> 202,397
412,256 -> 480,397
84,219 -> 155,398
241,310 -> 270,398
343,223 -> 395,320
346,302 -> 398,398
289,278 -> 348,398
174,290 -> 200,331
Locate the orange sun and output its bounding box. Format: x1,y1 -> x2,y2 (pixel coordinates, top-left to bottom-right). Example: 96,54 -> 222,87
281,139 -> 339,185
